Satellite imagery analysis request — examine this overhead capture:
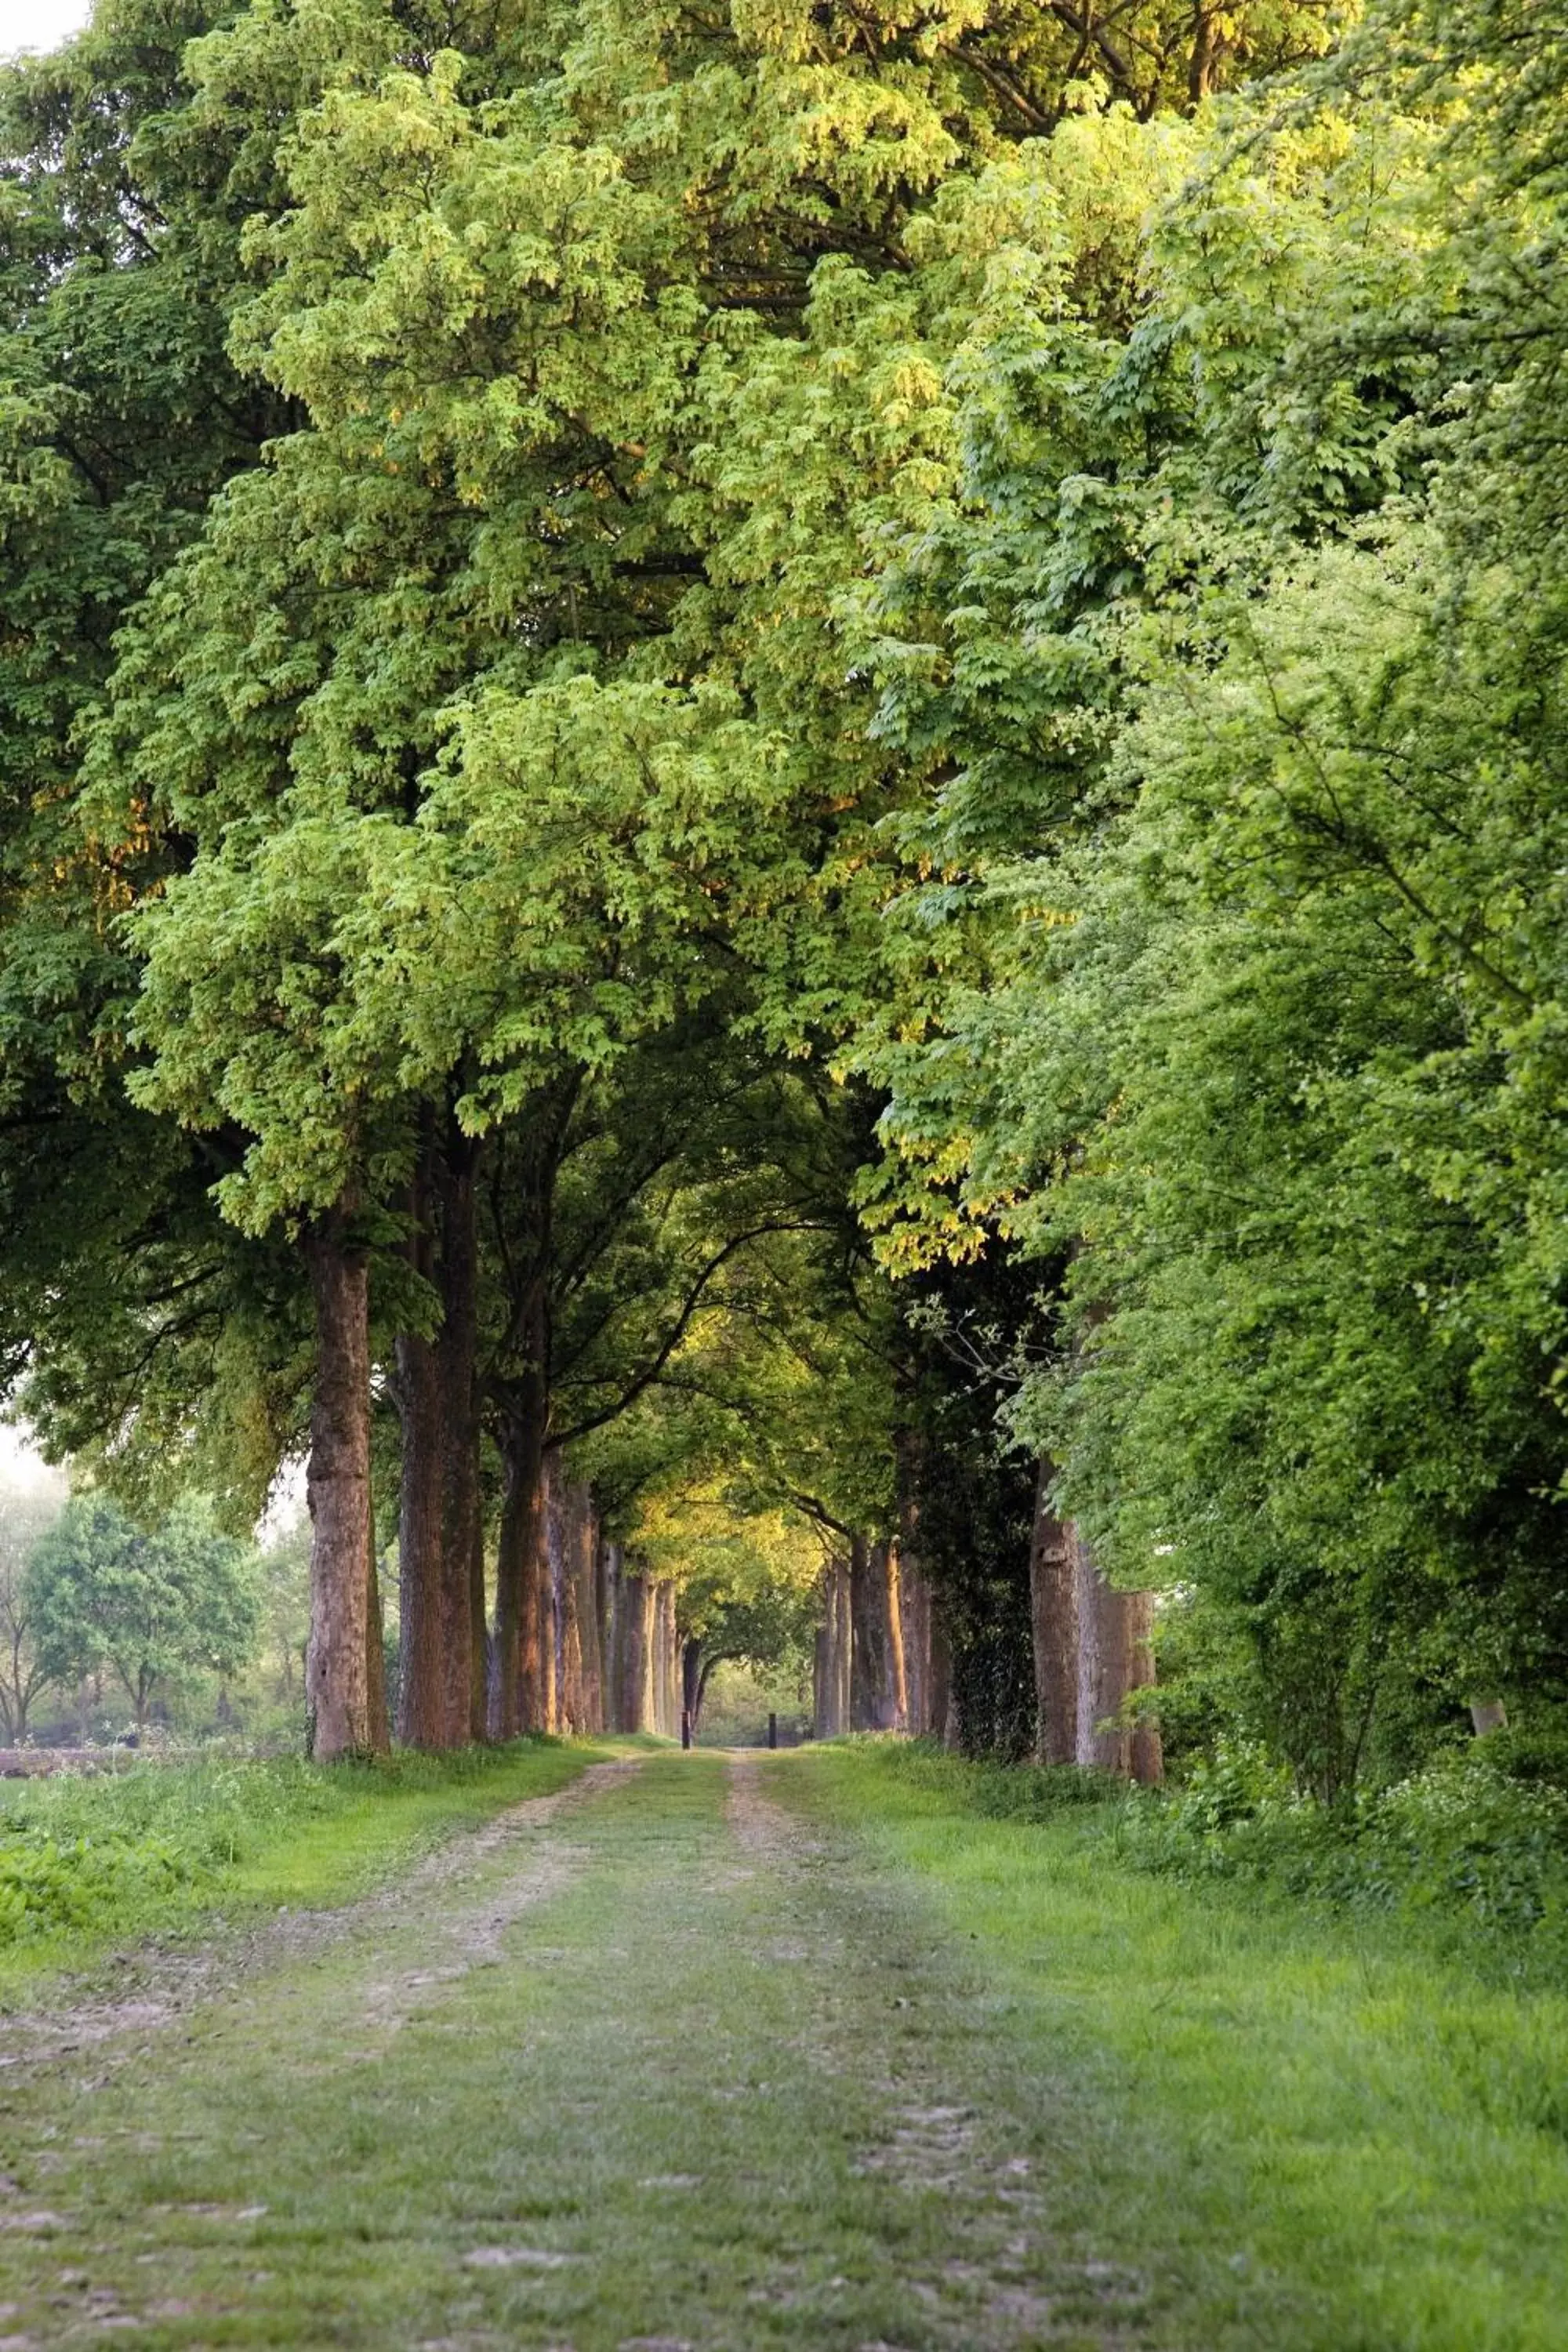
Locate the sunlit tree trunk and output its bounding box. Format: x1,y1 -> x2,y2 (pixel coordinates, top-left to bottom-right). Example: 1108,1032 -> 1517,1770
561,1533 -> 584,1737
601,1541 -> 625,1730
815,1558 -> 851,1737
304,1210 -> 375,1760
850,1537 -> 900,1731
621,1564 -> 651,1731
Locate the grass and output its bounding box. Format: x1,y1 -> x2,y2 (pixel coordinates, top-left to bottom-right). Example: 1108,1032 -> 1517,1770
0,1738 -> 601,2002
789,1740 -> 1568,2352
0,1749 -> 1087,2350
0,1740 -> 1562,2349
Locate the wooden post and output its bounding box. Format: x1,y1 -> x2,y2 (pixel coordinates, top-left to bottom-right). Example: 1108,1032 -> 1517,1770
768,1711 -> 778,1751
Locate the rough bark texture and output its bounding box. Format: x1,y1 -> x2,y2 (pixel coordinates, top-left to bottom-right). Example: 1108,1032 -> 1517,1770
850,1537 -> 901,1733
656,1585 -> 680,1737
620,1565 -> 650,1733
394,1121 -> 485,1749
929,1604 -> 954,1747
489,1377 -> 547,1739
365,1539 -> 390,1757
894,1434 -> 930,1734
303,1218 -> 375,1762
1072,1527 -> 1162,1781
1029,1460 -> 1080,1766
565,1481 -> 601,1733
394,1120 -> 448,1747
898,1561 -> 934,1733
814,1558 -> 853,1739
393,1312 -> 446,1750
896,1479 -> 934,1737
539,1449 -> 565,1733
682,1636 -> 703,1745
434,1139 -> 482,1746
595,1531 -> 613,1726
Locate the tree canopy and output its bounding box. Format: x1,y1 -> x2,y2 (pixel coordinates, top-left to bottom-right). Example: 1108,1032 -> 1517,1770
2,0 -> 1566,1788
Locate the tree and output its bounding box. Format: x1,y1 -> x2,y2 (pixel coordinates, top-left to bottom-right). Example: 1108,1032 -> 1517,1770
0,1472 -> 65,1742
25,1491 -> 261,1730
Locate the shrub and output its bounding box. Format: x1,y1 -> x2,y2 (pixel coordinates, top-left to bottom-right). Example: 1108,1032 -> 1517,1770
1115,1744 -> 1568,1962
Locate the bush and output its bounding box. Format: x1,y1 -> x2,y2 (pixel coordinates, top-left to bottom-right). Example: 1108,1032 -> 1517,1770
0,1742 -> 566,1947
1115,1744 -> 1568,1961
0,1824 -> 201,1942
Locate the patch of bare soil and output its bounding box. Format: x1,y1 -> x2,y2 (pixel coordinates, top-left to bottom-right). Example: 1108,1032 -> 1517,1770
725,1757 -> 1150,2352
0,1758 -> 641,2083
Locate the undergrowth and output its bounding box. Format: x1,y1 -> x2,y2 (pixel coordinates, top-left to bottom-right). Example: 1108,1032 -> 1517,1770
1113,1737 -> 1568,1965
859,1735 -> 1568,1979
0,1741 -> 579,1951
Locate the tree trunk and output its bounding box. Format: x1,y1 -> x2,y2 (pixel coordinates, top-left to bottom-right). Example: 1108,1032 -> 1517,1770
1072,1526 -> 1161,1780
601,1541 -> 625,1730
815,1557 -> 849,1738
304,1214 -> 375,1761
930,1600 -> 954,1748
887,1544 -> 909,1733
395,1118 -> 485,1750
434,1138 -> 481,1746
549,1465 -> 568,1733
531,1448 -> 565,1733
561,1533 -> 584,1735
595,1528 -> 613,1730
564,1482 -> 601,1733
1029,1460 -> 1079,1766
394,1310 -> 446,1749
682,1635 -> 702,1746
655,1585 -> 679,1737
850,1536 -> 899,1732
366,1535 -> 390,1756
573,1487 -> 603,1734
621,1566 -> 650,1732
491,1378 -> 548,1738
894,1432 -> 927,1733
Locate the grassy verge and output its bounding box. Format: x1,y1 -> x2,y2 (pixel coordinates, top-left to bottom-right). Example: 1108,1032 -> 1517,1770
786,1740 -> 1568,2352
0,1737 -> 607,2002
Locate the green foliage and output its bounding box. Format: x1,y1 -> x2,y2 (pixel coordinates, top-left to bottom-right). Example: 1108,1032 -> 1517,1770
0,1736 -> 585,1955
7,0 -> 1568,1817
0,1471 -> 64,1740
799,1743 -> 1568,2347
24,1490 -> 262,1724
1117,1743 -> 1568,1962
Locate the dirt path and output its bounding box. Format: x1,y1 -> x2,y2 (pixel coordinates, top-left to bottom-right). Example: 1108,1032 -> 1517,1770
0,1751 -> 1151,2351
0,1760 -> 643,2081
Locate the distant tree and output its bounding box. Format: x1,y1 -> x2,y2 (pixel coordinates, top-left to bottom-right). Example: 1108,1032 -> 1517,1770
25,1493 -> 261,1730
258,1517 -> 312,1711
0,1475 -> 66,1742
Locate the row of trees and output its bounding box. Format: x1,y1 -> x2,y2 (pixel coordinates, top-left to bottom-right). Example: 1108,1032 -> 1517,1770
3,0 -> 1564,1791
